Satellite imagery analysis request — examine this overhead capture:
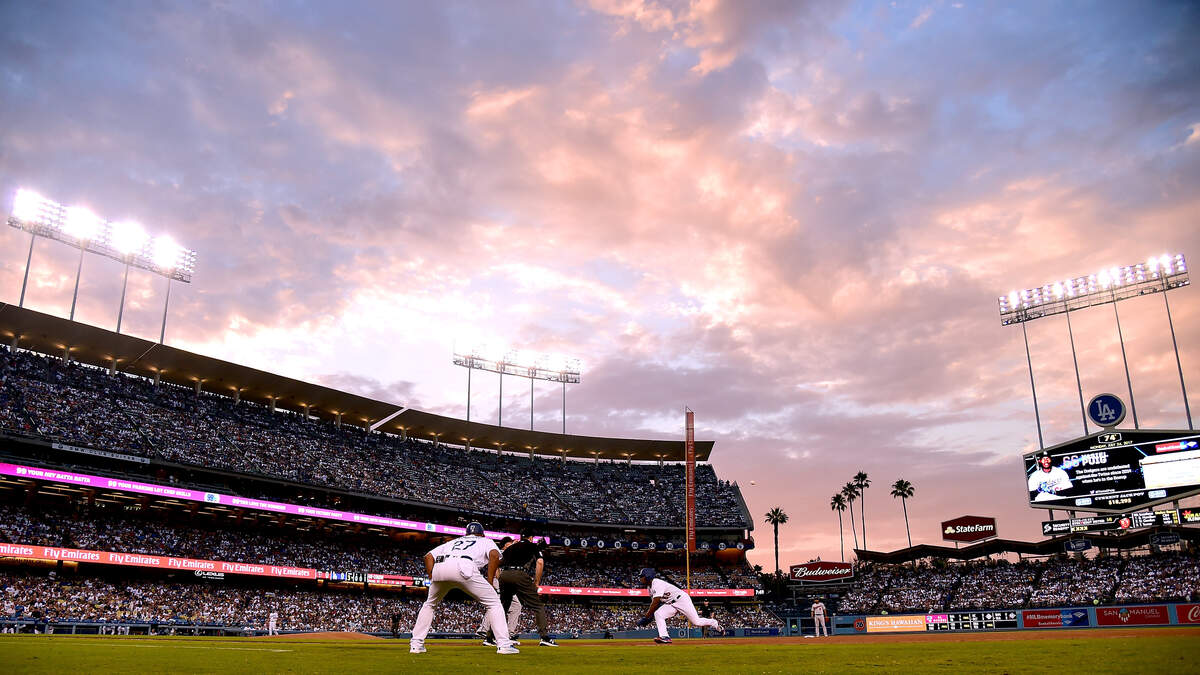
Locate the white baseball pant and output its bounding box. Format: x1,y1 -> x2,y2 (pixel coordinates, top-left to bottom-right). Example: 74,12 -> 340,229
813,613 -> 827,636
411,558 -> 513,649
268,621 -> 279,636
654,595 -> 719,638
478,577 -> 522,635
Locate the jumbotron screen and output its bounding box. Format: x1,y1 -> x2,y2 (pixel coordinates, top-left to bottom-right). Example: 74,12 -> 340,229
1023,430 -> 1200,512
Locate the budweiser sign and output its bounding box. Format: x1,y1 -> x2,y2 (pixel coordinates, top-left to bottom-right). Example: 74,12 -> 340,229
789,561 -> 854,582
941,515 -> 998,543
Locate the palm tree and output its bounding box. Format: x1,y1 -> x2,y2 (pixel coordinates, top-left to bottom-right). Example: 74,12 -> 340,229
830,493 -> 848,562
841,482 -> 859,550
764,507 -> 789,576
854,471 -> 871,550
891,479 -> 915,548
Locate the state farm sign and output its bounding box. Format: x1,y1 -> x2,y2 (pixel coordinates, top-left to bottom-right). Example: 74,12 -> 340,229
941,515 -> 998,543
789,561 -> 854,583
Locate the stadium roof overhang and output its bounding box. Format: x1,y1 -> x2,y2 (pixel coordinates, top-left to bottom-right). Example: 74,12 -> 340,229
0,304 -> 712,462
852,527 -> 1200,564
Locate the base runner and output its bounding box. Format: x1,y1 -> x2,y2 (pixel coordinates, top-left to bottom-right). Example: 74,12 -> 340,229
409,522 -> 518,655
634,568 -> 722,643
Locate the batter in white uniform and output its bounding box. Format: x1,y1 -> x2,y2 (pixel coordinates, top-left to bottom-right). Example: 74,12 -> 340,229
409,522 -> 518,654
634,568 -> 722,643
267,611 -> 279,636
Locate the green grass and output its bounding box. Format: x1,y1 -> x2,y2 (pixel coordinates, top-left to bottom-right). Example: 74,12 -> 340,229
3,632 -> 1198,674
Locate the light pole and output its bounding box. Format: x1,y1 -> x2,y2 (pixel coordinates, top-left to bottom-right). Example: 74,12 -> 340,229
7,188 -> 197,342
453,349 -> 581,431
999,255 -> 1190,439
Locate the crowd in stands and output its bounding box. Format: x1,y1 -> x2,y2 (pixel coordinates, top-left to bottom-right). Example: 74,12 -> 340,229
1113,551 -> 1200,604
0,503 -> 755,590
0,347 -> 747,528
836,549 -> 1200,614
0,572 -> 779,634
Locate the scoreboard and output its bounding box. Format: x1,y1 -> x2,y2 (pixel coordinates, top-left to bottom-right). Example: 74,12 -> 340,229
1024,430 -> 1200,512
926,611 -> 1019,631
1042,509 -> 1184,536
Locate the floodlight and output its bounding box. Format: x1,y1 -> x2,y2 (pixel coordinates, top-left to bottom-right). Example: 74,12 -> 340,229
998,255 -> 1189,326
151,234 -> 184,271
110,221 -> 147,256
13,189 -> 48,223
63,206 -> 102,242
1000,253 -> 1194,438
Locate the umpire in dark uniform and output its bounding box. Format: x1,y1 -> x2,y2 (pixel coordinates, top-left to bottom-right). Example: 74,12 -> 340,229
487,538 -> 559,647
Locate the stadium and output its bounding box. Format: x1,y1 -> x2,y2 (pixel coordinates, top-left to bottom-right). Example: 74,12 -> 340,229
4,2 -> 1200,674
2,297 -> 1199,669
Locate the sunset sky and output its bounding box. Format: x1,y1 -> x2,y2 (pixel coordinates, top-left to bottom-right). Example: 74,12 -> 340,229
2,1 -> 1198,569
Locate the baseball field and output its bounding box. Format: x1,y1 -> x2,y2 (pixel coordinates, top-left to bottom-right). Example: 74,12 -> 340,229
3,628 -> 1198,674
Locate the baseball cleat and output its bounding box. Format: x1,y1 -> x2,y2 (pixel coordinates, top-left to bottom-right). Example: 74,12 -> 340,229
713,623 -> 724,633
481,638 -> 497,647
475,631 -> 487,640
539,638 -> 559,647
409,643 -> 426,654
654,636 -> 673,644
512,641 -> 521,646
497,645 -> 520,654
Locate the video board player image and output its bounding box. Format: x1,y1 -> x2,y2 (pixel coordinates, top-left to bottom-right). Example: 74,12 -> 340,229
1023,431 -> 1200,512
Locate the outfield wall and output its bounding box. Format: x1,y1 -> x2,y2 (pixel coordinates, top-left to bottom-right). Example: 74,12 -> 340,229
833,603 -> 1200,635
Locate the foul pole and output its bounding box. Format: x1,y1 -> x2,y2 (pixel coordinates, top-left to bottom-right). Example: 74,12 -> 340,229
684,407 -> 697,590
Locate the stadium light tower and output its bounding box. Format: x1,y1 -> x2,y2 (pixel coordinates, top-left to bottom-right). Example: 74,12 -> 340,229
453,346 -> 581,433
8,189 -> 197,340
998,254 -> 1192,441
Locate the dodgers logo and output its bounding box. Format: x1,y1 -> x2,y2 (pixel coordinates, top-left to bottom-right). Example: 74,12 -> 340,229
1087,394 -> 1126,428
204,493 -> 219,503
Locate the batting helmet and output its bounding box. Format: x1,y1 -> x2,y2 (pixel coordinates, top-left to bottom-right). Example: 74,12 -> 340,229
638,567 -> 656,582
465,522 -> 485,536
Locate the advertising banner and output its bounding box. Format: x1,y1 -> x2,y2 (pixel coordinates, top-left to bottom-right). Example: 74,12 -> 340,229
0,542 -> 317,580
685,409 -> 696,553
0,462 -> 523,542
534,586 -> 756,598
865,615 -> 927,633
789,561 -> 854,583
1022,609 -> 1090,628
1176,604 -> 1200,625
941,516 -> 998,543
1096,605 -> 1170,626
1023,430 -> 1200,512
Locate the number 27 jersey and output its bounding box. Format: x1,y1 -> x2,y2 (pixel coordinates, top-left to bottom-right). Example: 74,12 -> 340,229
429,535 -> 498,569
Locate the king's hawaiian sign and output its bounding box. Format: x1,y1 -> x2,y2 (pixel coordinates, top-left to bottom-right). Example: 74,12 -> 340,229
789,561 -> 854,583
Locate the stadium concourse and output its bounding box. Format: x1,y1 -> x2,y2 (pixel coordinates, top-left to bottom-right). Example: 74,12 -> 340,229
0,330 -> 770,637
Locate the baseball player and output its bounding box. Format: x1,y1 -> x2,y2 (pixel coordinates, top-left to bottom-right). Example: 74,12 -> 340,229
634,568 -> 722,643
1028,451 -> 1072,501
811,599 -> 827,637
477,537 -> 523,644
409,522 -> 518,655
267,610 -> 279,636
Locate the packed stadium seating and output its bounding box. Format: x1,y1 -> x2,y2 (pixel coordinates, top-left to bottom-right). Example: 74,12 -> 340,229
0,346 -> 748,528
0,502 -> 755,590
0,571 -> 778,634
834,551 -> 1200,614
